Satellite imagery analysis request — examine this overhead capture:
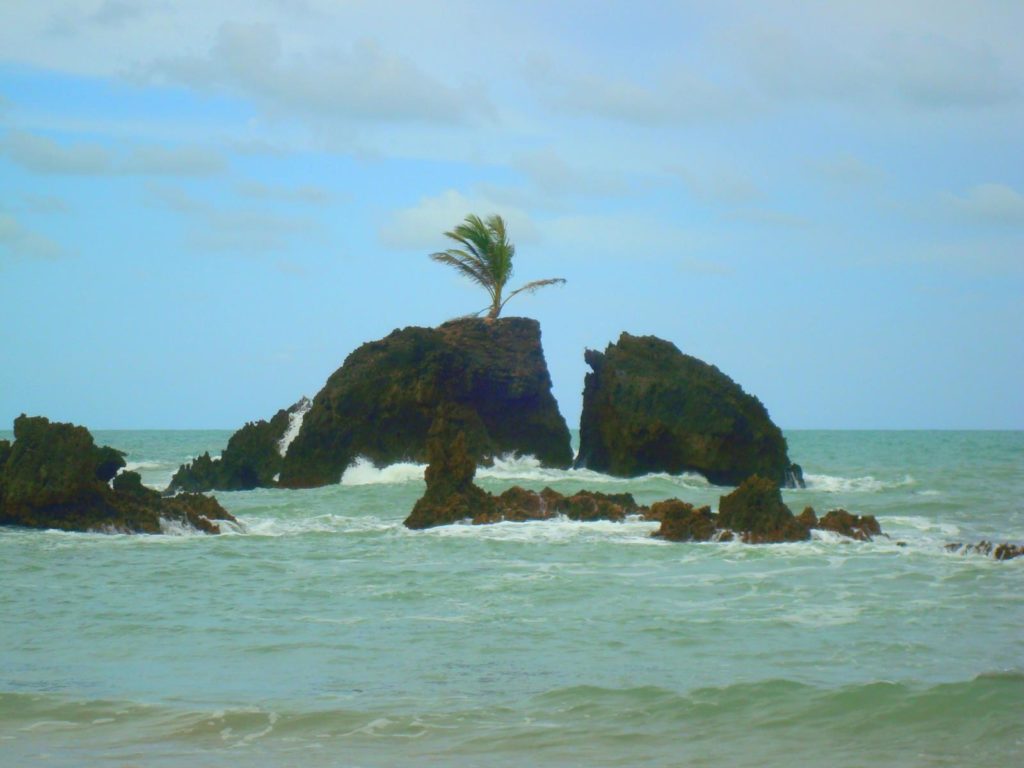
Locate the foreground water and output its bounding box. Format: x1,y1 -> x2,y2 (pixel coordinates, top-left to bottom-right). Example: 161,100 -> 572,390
1,431 -> 1022,767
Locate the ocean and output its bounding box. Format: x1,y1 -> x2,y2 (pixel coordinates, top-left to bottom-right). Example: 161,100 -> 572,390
1,430 -> 1021,767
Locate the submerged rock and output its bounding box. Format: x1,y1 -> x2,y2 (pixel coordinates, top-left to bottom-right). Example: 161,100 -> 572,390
649,499 -> 717,542
281,317 -> 572,488
575,333 -> 803,487
816,508 -> 881,542
0,415 -> 235,534
167,397 -> 310,493
945,541 -> 1024,561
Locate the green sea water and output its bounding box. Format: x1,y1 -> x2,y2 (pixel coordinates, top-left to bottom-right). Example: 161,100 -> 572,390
1,430 -> 1022,767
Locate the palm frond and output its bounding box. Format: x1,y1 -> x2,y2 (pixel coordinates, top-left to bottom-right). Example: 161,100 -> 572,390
498,278 -> 566,311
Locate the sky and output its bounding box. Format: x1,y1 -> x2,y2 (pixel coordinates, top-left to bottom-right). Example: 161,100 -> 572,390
1,0 -> 1022,430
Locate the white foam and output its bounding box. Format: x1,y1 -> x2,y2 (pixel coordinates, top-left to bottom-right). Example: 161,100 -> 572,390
803,473 -> 915,493
277,397 -> 312,456
231,514 -> 393,536
478,453 -> 711,489
123,460 -> 162,472
882,515 -> 961,537
157,517 -> 204,536
414,516 -> 659,544
335,452 -> 712,490
341,457 -> 426,485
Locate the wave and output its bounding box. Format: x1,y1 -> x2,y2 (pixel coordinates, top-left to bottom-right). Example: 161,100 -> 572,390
803,473 -> 915,493
337,453 -> 711,490
341,457 -> 425,485
3,673 -> 1020,766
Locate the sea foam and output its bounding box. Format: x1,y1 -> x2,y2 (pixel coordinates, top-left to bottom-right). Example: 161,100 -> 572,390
277,397 -> 312,456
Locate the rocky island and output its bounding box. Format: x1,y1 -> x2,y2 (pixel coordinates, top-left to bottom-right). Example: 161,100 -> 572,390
576,333 -> 805,487
169,316 -> 573,492
0,415 -> 235,534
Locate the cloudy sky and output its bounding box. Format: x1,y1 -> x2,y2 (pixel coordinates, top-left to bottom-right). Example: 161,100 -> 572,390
1,0 -> 1021,430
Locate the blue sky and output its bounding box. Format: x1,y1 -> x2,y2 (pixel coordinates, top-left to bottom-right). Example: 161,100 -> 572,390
1,1 -> 1021,429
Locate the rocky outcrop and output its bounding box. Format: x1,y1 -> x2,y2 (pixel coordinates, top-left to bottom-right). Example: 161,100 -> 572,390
650,475 -> 882,544
649,500 -> 718,542
815,508 -> 882,542
575,333 -> 804,487
405,414 -> 880,544
945,541 -> 1024,561
405,408 -> 498,530
405,408 -> 639,529
167,397 -> 310,493
0,415 -> 236,534
281,317 -> 572,488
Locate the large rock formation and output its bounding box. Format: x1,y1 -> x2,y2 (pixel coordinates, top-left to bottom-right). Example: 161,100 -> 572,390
280,317 -> 572,488
0,415 -> 236,534
168,397 -> 310,492
576,333 -> 804,487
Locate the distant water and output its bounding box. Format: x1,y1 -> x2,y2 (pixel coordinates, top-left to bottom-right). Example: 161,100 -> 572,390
1,430 -> 1022,767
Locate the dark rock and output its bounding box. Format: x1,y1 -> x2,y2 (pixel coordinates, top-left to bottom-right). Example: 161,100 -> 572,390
994,543 -> 1024,561
167,397 -> 310,492
816,509 -> 881,541
575,333 -> 803,487
797,506 -> 818,528
553,490 -> 641,522
717,475 -> 811,543
406,410 -> 641,529
650,500 -> 716,542
0,415 -> 235,534
946,541 -> 1024,560
404,408 -> 497,530
281,317 -> 572,488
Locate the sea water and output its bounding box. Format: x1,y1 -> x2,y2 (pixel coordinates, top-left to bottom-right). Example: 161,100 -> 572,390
1,430 -> 1021,767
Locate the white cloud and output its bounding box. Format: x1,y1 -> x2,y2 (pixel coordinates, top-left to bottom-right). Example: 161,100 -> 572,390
1,129 -> 225,176
669,165 -> 762,206
380,189 -> 538,251
236,179 -> 331,205
811,153 -> 885,188
527,58 -> 733,125
146,183 -> 316,254
149,23 -> 487,126
0,211 -> 65,261
121,145 -> 225,175
731,20 -> 1021,111
2,129 -> 112,174
540,213 -> 710,260
514,149 -> 633,197
947,184 -> 1024,225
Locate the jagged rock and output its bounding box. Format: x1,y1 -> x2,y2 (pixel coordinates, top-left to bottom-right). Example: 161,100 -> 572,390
650,500 -> 716,542
649,485 -> 884,545
167,397 -> 310,492
406,410 -> 642,529
575,333 -> 804,487
717,475 -> 811,543
405,408 -> 497,529
816,509 -> 881,542
0,415 -> 235,534
552,490 -> 641,522
282,317 -> 572,488
946,541 -> 1024,561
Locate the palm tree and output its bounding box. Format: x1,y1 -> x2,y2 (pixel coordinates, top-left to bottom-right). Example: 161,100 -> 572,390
430,213 -> 565,320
